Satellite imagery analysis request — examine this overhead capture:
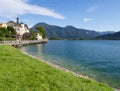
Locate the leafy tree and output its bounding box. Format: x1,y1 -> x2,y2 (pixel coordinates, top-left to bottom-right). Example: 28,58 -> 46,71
7,26 -> 16,38
36,26 -> 46,39
0,26 -> 16,38
30,30 -> 36,40
0,27 -> 8,37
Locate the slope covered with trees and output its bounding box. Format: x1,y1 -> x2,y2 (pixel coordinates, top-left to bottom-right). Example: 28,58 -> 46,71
96,31 -> 120,40
31,23 -> 100,39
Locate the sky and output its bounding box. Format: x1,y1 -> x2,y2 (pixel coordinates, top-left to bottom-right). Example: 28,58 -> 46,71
0,0 -> 120,32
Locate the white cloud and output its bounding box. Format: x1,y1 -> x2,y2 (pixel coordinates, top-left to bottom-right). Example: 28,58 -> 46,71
86,6 -> 98,13
0,0 -> 65,19
83,18 -> 92,22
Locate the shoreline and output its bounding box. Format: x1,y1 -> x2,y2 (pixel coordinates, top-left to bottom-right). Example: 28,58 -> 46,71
0,45 -> 114,90
19,50 -> 119,91
20,50 -> 90,80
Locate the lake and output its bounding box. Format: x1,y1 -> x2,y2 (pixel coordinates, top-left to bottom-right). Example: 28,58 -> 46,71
19,40 -> 120,89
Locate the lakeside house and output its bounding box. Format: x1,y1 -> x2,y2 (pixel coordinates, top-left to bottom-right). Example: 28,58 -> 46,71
0,18 -> 43,40
36,33 -> 42,40
7,18 -> 29,40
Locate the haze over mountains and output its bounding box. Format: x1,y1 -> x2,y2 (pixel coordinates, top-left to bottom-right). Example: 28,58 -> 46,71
31,22 -> 116,39
96,31 -> 120,39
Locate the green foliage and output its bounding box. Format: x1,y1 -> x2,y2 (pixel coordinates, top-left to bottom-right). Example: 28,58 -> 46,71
30,30 -> 37,40
0,27 -> 16,40
31,23 -> 100,39
0,37 -> 16,41
7,26 -> 17,38
0,27 -> 8,37
36,26 -> 46,39
0,45 -> 114,91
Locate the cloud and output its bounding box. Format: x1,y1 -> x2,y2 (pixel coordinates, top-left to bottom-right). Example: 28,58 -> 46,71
0,0 -> 65,19
83,18 -> 92,22
86,6 -> 98,13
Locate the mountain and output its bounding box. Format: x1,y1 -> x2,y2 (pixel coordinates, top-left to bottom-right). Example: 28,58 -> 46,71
96,31 -> 120,39
31,22 -> 100,39
99,31 -> 115,35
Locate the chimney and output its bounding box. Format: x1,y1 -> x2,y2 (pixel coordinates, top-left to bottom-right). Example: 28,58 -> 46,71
16,18 -> 19,24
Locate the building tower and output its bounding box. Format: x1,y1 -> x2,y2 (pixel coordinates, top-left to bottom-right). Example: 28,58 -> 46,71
16,18 -> 19,24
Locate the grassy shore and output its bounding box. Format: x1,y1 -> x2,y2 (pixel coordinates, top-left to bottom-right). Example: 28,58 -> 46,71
0,45 -> 114,91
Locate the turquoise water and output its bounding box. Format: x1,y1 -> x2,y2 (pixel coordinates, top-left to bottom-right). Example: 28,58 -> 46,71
19,40 -> 120,88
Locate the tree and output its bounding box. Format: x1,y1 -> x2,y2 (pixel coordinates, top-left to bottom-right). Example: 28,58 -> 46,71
30,30 -> 36,40
36,26 -> 46,39
0,27 -> 8,37
7,26 -> 16,38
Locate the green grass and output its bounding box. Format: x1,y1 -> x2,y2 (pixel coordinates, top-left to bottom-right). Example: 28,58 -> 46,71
0,45 -> 114,91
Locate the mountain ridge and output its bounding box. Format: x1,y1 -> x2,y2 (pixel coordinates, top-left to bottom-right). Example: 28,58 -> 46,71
31,22 -> 100,39
31,22 -> 116,39
96,31 -> 120,39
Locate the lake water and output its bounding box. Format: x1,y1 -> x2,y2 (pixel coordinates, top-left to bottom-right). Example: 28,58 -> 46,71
19,40 -> 120,89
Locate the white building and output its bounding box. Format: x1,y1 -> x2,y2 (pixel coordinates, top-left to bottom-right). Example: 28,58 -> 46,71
6,18 -> 29,36
36,33 -> 42,40
0,18 -> 43,40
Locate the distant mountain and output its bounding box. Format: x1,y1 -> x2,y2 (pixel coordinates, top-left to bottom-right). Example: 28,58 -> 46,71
96,31 -> 120,39
31,22 -> 100,39
99,31 -> 115,35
